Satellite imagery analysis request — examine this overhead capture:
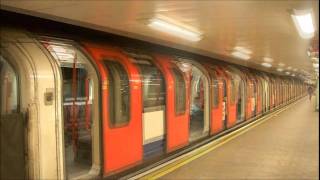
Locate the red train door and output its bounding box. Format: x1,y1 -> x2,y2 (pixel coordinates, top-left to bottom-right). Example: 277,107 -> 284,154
246,80 -> 253,119
153,54 -> 189,152
211,78 -> 224,134
228,79 -> 237,127
216,66 -> 237,128
203,63 -> 224,135
83,44 -> 142,175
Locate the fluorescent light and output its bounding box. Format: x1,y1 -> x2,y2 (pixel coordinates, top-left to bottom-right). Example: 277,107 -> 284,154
148,18 -> 202,42
261,62 -> 272,68
234,46 -> 252,54
231,51 -> 250,60
278,63 -> 285,67
263,57 -> 273,63
287,66 -> 292,70
277,68 -> 284,72
313,63 -> 319,68
46,44 -> 75,62
291,10 -> 315,39
285,72 -> 290,75
291,74 -> 296,77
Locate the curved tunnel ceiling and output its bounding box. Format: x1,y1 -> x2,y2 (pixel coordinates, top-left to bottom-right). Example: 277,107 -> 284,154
1,0 -> 319,80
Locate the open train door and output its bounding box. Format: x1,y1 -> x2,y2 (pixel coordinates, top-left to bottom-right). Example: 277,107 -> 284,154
153,54 -> 189,152
0,57 -> 25,180
83,44 -> 142,175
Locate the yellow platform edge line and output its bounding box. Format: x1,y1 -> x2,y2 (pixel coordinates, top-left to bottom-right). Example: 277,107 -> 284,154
140,98 -> 303,180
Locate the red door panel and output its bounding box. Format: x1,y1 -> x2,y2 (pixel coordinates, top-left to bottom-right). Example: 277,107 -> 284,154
152,54 -> 189,152
215,66 -> 237,128
227,81 -> 237,127
82,43 -> 142,175
210,80 -> 223,134
246,82 -> 253,119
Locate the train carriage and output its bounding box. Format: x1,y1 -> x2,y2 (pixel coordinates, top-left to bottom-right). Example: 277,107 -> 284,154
0,27 -> 310,180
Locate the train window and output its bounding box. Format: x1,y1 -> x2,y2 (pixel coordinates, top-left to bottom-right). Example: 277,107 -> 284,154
171,67 -> 186,115
230,80 -> 236,105
212,80 -> 219,108
135,61 -> 165,109
103,61 -> 130,127
0,57 -> 19,115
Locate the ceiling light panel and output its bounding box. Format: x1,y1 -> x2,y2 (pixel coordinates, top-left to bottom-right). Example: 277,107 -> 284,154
234,46 -> 252,54
231,51 -> 250,60
277,68 -> 284,72
291,9 -> 315,39
263,57 -> 274,63
261,62 -> 272,68
148,17 -> 203,42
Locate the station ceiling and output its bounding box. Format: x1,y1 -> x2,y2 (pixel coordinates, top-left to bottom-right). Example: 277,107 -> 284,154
1,0 -> 319,80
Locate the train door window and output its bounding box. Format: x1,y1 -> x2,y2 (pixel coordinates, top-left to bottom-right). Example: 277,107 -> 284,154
252,82 -> 256,115
171,67 -> 186,115
42,42 -> 98,179
103,61 -> 130,127
230,80 -> 236,105
0,57 -> 18,115
237,80 -> 245,122
212,80 -> 219,108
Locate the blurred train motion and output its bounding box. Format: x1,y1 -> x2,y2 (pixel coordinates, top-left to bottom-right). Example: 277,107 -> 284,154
1,27 -> 307,179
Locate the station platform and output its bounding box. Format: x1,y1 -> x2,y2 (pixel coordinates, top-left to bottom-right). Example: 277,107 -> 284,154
144,97 -> 319,179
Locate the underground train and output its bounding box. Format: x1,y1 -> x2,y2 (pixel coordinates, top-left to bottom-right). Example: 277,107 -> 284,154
0,27 -> 307,179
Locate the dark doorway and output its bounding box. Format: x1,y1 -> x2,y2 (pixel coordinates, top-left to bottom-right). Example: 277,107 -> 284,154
0,57 -> 25,180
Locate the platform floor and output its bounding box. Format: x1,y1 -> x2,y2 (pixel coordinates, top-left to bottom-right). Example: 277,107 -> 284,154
161,97 -> 319,179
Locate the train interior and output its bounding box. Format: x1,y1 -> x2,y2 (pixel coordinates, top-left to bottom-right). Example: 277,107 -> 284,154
43,41 -> 99,179
0,56 -> 25,180
236,80 -> 245,122
0,57 -> 18,116
188,65 -> 209,142
222,80 -> 228,130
